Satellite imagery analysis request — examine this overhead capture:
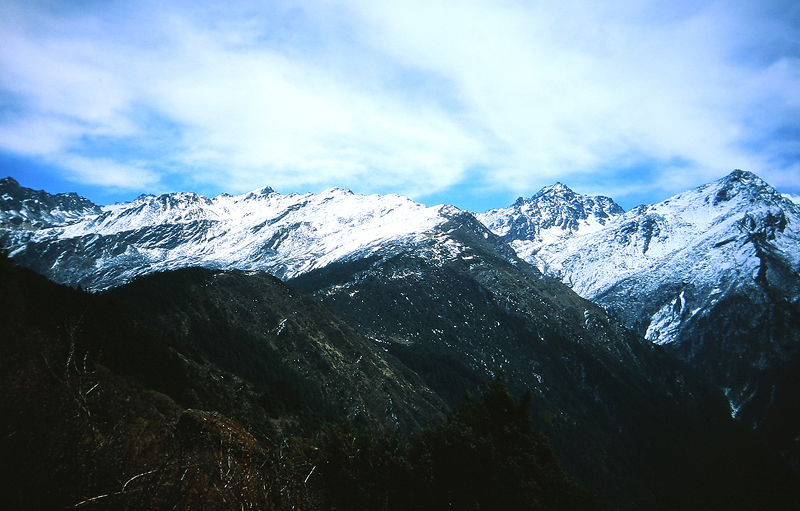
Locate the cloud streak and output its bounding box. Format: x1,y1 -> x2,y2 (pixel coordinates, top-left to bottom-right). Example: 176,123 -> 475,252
0,0 -> 798,209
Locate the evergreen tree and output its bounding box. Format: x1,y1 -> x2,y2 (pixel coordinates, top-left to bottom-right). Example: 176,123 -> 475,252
409,373 -> 603,510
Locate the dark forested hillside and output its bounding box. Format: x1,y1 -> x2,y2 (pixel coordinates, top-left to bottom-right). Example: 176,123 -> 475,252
0,253 -> 281,509
3,240 -> 800,509
107,266 -> 447,430
290,214 -> 800,510
0,252 -> 608,510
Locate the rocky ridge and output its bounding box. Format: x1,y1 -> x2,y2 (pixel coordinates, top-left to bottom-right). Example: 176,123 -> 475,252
481,170 -> 800,467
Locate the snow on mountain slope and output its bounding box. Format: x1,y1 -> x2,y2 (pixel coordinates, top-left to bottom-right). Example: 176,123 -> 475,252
1,182 -> 457,290
482,171 -> 800,343
563,171 -> 800,463
481,170 -> 800,460
534,170 -> 800,335
475,183 -> 624,268
0,177 -> 102,230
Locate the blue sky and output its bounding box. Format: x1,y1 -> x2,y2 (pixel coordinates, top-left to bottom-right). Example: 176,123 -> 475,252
1,0 -> 798,212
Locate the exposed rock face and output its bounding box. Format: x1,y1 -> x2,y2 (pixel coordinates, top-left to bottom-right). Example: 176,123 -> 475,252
475,182 -> 624,269
482,170 -> 800,467
0,177 -> 101,230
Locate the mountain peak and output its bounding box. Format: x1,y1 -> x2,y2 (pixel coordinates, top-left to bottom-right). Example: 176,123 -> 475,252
709,169 -> 784,207
511,183 -> 575,207
477,182 -> 625,251
0,176 -> 21,190
540,182 -> 575,194
725,168 -> 761,183
0,178 -> 101,229
718,169 -> 767,192
243,185 -> 276,200
320,186 -> 355,198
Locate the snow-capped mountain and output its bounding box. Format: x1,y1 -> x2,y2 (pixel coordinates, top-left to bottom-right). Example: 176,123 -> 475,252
475,183 -> 624,269
285,204 -> 762,507
484,170 -> 800,465
1,180 -> 468,290
495,170 -> 800,346
0,177 -> 102,230
4,173 -> 799,503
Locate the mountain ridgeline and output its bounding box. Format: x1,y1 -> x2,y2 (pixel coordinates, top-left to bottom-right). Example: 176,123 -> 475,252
479,170 -> 800,469
2,171 -> 800,509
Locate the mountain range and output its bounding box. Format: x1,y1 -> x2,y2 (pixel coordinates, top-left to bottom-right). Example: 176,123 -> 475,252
478,170 -> 800,468
2,170 -> 799,509
1,178 -> 455,290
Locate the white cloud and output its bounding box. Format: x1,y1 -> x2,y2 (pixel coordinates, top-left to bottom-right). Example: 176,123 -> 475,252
58,154 -> 160,189
137,27 -> 481,195
339,0 -> 797,193
0,0 -> 798,205
0,0 -> 488,198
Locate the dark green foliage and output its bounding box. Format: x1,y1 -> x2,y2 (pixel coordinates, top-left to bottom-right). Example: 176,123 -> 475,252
0,250 -> 601,510
107,267 -> 447,431
386,341 -> 483,408
0,255 -> 333,509
0,251 -> 282,510
3,250 -> 800,510
408,375 -> 603,511
108,267 -> 331,419
305,423 -> 411,511
306,375 -> 605,511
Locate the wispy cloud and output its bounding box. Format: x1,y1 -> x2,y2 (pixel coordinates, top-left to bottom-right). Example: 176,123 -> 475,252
343,0 -> 799,194
1,0 -> 798,208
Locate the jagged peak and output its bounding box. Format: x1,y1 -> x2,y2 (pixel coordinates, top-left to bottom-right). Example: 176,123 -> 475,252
546,182 -> 573,192
512,196 -> 527,207
725,168 -> 761,183
436,203 -> 465,218
545,185 -> 620,210
649,170 -> 788,216
716,169 -> 771,192
243,185 -> 276,199
515,182 -> 623,214
707,169 -> 783,207
509,183 -> 576,207
155,191 -> 199,200
1,178 -> 25,200
533,182 -> 577,199
0,177 -> 100,210
319,186 -> 355,198
0,176 -> 21,188
118,191 -> 211,212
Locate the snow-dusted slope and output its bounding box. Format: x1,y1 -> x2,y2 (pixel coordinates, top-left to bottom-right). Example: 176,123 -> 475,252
475,183 -> 624,269
482,170 -> 800,450
532,170 -> 800,341
0,177 -> 102,230
482,171 -> 800,344
554,171 -> 800,456
1,182 -> 458,290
